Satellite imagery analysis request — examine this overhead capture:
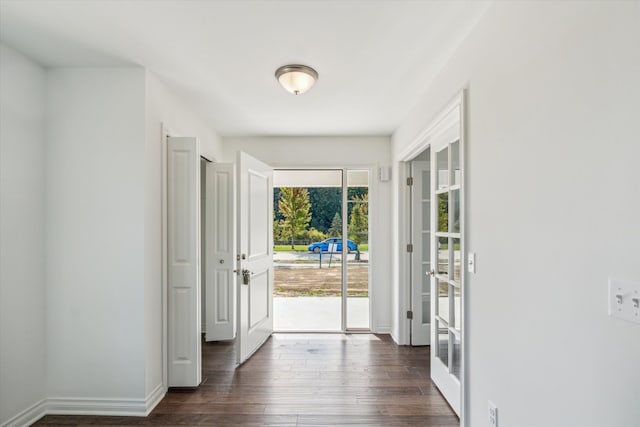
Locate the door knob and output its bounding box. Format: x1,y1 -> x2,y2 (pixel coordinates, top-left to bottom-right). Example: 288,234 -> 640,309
427,269 -> 435,277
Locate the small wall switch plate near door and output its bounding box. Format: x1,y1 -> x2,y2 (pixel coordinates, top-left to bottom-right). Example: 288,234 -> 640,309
379,166 -> 390,182
608,279 -> 640,324
468,252 -> 476,273
488,401 -> 498,427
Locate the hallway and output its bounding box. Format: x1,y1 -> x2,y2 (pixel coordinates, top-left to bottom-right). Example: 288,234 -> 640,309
35,334 -> 458,426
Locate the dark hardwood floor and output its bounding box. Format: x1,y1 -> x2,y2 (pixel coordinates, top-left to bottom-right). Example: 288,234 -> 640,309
35,334 -> 458,426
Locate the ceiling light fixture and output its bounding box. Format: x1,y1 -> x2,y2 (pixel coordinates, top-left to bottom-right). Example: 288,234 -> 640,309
275,64 -> 318,95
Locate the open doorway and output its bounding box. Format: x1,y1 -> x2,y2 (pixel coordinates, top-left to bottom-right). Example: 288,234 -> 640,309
272,169 -> 370,332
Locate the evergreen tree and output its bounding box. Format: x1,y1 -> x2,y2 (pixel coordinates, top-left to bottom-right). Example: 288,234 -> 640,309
328,212 -> 342,237
277,187 -> 312,248
348,194 -> 368,244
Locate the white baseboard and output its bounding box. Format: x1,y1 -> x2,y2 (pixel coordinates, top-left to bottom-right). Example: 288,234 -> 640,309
2,385 -> 166,427
1,399 -> 47,427
144,383 -> 166,416
47,396 -> 149,417
390,329 -> 403,345
374,324 -> 391,334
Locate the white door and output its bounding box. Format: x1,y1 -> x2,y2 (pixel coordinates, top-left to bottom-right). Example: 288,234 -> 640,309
411,160 -> 431,345
166,136 -> 201,387
205,162 -> 236,341
430,108 -> 464,415
236,151 -> 274,364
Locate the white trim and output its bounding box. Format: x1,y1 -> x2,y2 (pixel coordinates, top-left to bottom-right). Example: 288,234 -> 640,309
0,385 -> 165,427
161,123 -> 170,390
393,162 -> 411,345
47,396 -> 147,417
398,91 -> 463,162
460,89 -> 468,427
1,399 -> 47,427
374,325 -> 391,334
144,383 -> 166,416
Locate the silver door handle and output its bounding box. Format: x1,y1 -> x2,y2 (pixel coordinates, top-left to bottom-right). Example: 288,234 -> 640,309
427,269 -> 435,277
242,269 -> 252,285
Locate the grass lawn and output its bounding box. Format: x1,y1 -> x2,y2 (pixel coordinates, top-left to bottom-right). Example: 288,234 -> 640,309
274,245 -> 309,252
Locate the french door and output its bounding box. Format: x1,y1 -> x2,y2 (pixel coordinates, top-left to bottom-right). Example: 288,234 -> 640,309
430,107 -> 464,416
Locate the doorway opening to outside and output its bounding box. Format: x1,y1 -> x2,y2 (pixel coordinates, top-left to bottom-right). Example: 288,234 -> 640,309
272,169 -> 370,332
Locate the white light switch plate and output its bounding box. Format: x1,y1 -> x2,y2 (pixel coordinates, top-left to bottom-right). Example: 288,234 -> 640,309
608,279 -> 640,324
468,252 -> 476,273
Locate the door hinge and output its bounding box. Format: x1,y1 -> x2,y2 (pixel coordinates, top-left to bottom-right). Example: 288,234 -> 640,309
406,243 -> 413,253
407,310 -> 413,320
406,177 -> 414,186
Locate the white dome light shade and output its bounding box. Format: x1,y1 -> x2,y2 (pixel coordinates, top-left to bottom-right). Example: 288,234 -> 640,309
275,64 -> 318,95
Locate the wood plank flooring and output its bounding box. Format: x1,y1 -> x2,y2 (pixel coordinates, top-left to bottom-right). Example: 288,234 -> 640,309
35,334 -> 458,426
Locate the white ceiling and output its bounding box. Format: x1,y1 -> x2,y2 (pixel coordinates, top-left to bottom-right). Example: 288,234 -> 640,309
0,0 -> 490,136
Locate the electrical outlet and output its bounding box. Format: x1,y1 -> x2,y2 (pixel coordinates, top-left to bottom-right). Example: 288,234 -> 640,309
488,401 -> 498,427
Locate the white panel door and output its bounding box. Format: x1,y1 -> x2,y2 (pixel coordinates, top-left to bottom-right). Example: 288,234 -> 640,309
167,136 -> 201,387
411,160 -> 431,346
430,105 -> 464,415
236,151 -> 273,364
205,162 -> 236,341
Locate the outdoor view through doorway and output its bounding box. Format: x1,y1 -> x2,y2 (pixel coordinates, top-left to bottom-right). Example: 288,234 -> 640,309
273,169 -> 370,331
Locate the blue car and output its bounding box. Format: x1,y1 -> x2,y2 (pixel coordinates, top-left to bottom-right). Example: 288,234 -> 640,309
308,238 -> 358,254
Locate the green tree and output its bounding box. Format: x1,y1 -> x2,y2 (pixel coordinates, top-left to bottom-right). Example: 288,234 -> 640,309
307,227 -> 326,243
348,194 -> 368,245
327,212 -> 342,237
308,188 -> 341,233
278,187 -> 312,249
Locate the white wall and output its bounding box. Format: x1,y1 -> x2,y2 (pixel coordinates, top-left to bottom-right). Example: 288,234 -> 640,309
223,136 -> 393,333
144,71 -> 223,396
0,43 -> 47,426
45,68 -> 147,400
392,2 -> 640,426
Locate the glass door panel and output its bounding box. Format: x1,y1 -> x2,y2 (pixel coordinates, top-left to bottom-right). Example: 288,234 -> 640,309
451,189 -> 460,233
437,279 -> 449,324
272,169 -> 343,332
436,320 -> 449,367
451,140 -> 461,186
452,237 -> 461,284
437,192 -> 448,232
346,169 -> 369,330
451,331 -> 461,380
438,236 -> 449,275
437,147 -> 449,189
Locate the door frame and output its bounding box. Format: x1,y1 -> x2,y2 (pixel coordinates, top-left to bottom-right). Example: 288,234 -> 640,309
271,165 -> 377,333
397,90 -> 467,425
